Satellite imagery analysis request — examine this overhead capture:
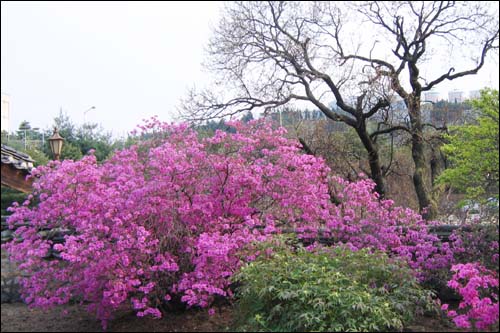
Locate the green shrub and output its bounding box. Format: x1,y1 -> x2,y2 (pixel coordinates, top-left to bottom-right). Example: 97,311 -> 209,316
232,237 -> 437,332
1,186 -> 26,216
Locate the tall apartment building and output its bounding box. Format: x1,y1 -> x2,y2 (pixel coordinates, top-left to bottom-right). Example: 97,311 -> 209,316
1,93 -> 10,133
423,90 -> 441,103
448,90 -> 464,103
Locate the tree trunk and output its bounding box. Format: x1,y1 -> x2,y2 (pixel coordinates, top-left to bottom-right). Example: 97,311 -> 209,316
408,100 -> 438,219
356,127 -> 386,199
430,148 -> 446,186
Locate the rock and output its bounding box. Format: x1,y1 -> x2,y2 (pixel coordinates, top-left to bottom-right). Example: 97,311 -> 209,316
1,229 -> 13,243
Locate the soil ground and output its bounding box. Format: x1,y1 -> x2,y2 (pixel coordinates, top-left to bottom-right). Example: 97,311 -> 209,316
1,302 -> 467,332
1,303 -> 232,332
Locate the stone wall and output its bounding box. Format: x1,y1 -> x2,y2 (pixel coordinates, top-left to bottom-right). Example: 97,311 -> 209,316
1,248 -> 21,303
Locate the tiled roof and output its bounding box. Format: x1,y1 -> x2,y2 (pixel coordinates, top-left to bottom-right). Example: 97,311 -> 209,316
1,144 -> 34,172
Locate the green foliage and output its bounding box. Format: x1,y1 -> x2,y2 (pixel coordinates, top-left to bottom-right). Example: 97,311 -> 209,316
437,89 -> 499,202
1,186 -> 26,216
2,112 -> 117,163
232,237 -> 436,332
241,111 -> 254,123
51,111 -> 77,142
75,123 -> 114,161
41,111 -> 114,162
24,148 -> 49,166
60,141 -> 83,161
1,139 -> 24,152
195,119 -> 236,138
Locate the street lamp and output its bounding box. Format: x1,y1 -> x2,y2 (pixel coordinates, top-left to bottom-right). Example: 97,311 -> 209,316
48,127 -> 64,160
83,106 -> 96,123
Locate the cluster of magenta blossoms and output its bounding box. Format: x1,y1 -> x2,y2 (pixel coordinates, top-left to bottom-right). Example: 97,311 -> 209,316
0,118 -> 467,328
299,176 -> 455,280
4,119 -> 333,328
441,263 -> 499,330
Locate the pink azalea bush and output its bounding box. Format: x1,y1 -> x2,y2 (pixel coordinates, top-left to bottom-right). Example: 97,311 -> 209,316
3,119 -> 334,328
2,117 -> 491,328
296,177 -> 454,280
444,223 -> 499,330
441,263 -> 499,330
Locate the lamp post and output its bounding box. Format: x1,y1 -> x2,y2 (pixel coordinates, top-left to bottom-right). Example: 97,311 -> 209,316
48,127 -> 64,160
83,106 -> 96,124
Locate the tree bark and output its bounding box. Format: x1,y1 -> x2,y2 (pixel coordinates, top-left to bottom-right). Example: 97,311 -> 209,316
408,99 -> 437,219
430,148 -> 446,187
356,125 -> 386,198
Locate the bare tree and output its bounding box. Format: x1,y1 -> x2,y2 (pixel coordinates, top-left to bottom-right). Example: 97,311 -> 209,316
181,1 -> 499,219
182,1 -> 397,198
351,1 -> 499,218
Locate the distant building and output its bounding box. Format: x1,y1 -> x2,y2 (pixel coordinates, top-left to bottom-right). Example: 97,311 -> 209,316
423,90 -> 441,103
448,90 -> 464,103
469,90 -> 481,100
1,93 -> 10,133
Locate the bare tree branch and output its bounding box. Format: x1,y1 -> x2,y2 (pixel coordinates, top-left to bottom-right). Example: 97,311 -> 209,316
181,1 -> 499,209
370,125 -> 411,139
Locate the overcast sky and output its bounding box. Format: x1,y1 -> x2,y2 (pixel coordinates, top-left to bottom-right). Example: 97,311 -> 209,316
1,1 -> 222,137
2,1 -> 499,137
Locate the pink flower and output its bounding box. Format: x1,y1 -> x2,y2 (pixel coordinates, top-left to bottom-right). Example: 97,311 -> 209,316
5,117 -> 486,330
443,263 -> 499,330
453,315 -> 471,328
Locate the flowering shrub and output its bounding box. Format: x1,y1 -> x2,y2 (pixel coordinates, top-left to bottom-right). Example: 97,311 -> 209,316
441,263 -> 499,330
3,119 -> 333,328
2,117 -> 461,328
299,176 -> 454,280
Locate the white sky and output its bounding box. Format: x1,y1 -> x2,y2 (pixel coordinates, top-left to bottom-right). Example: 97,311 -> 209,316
1,1 -> 223,137
1,1 -> 499,137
